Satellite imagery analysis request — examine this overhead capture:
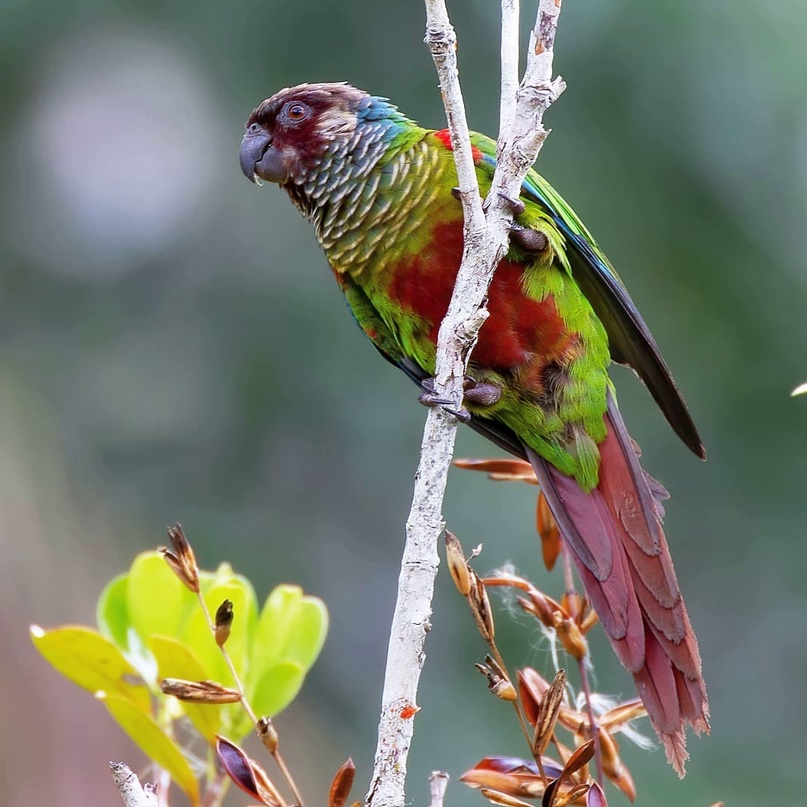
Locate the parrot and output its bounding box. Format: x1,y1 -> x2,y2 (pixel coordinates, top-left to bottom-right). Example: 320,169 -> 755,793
239,82 -> 709,774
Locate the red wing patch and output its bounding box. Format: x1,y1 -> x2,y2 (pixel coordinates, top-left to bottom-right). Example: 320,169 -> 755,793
386,220 -> 575,375
434,128 -> 483,164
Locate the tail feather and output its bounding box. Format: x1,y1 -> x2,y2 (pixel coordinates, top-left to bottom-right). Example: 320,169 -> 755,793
576,560 -> 645,673
525,392 -> 709,776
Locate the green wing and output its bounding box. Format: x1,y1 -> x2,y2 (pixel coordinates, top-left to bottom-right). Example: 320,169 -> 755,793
469,132 -> 705,459
341,272 -> 530,460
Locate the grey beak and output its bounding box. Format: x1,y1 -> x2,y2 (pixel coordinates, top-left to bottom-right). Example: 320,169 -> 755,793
239,131 -> 271,182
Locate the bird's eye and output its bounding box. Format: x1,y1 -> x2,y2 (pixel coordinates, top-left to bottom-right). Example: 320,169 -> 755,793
247,122 -> 262,134
284,102 -> 310,122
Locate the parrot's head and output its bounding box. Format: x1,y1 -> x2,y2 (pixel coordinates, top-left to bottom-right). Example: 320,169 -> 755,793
240,82 -> 412,193
240,82 -> 373,186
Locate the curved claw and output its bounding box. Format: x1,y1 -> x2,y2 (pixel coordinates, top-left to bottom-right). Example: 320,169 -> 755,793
418,377 -> 471,422
442,406 -> 472,423
498,191 -> 526,216
418,390 -> 454,408
417,376 -> 501,422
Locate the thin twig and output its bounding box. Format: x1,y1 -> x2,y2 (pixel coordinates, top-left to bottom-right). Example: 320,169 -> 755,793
576,656 -> 604,785
561,542 -> 575,598
201,768 -> 228,807
155,767 -> 171,807
428,771 -> 450,807
487,640 -> 533,751
499,0 -> 521,143
195,593 -> 304,807
366,3 -> 565,805
561,547 -> 604,785
110,762 -> 159,807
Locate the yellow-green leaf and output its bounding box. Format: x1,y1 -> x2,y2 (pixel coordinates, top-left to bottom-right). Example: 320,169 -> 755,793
101,693 -> 200,805
30,625 -> 150,712
281,596 -> 328,668
149,635 -> 226,744
251,585 -> 303,674
181,573 -> 258,687
96,573 -> 131,650
127,552 -> 197,644
249,660 -> 306,721
249,586 -> 327,703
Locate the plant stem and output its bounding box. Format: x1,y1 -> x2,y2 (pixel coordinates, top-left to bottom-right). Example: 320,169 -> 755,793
195,592 -> 305,807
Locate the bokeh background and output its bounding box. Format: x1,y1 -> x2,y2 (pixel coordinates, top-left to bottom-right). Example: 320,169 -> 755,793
2,1 -> 806,804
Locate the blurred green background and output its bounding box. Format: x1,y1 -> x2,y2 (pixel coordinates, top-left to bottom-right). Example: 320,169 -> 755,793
2,1 -> 805,804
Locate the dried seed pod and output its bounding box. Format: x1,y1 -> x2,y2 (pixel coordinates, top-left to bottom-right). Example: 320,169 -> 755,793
160,524 -> 200,593
521,588 -> 565,629
598,699 -> 646,732
328,759 -> 356,807
460,768 -> 545,799
469,573 -> 495,641
215,599 -> 234,647
491,679 -> 518,702
556,618 -> 588,661
537,492 -> 562,571
480,788 -> 535,807
160,678 -> 241,704
551,782 -> 590,807
216,735 -> 284,807
557,705 -> 586,736
579,607 -> 599,634
558,738 -> 595,781
445,531 -> 471,596
560,591 -> 583,623
518,668 -> 551,726
533,670 -> 567,756
454,458 -> 538,483
257,717 -> 279,755
586,782 -> 607,807
476,657 -> 517,702
482,571 -> 532,592
597,728 -> 635,802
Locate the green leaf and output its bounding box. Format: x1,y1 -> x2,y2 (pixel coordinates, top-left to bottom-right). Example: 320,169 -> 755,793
250,585 -> 302,674
248,660 -> 307,721
101,693 -> 200,805
248,586 -> 328,715
149,635 -> 225,744
96,573 -> 131,650
180,569 -> 259,687
127,552 -> 197,644
280,596 -> 328,668
30,625 -> 151,712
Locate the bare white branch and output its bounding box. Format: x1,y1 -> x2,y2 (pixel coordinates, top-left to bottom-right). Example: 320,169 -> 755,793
499,0 -> 521,141
110,762 -> 159,807
429,771 -> 450,807
366,3 -> 565,806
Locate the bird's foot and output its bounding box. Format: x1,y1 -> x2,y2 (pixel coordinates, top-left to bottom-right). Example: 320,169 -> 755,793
418,377 -> 466,419
497,191 -> 526,216
510,223 -> 549,253
462,376 -> 502,406
418,376 -> 501,422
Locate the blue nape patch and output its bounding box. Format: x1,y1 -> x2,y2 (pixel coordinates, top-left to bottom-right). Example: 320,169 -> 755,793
357,96 -> 412,140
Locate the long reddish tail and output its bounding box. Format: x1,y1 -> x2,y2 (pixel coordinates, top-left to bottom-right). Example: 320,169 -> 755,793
526,393 -> 709,776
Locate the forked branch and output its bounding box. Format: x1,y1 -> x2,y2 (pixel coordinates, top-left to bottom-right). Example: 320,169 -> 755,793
365,3 -> 565,806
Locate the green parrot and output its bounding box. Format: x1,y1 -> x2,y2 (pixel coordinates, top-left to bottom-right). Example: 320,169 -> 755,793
239,83 -> 709,774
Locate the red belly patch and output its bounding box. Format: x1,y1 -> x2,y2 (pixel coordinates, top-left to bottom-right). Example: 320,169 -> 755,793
387,220 -> 574,371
